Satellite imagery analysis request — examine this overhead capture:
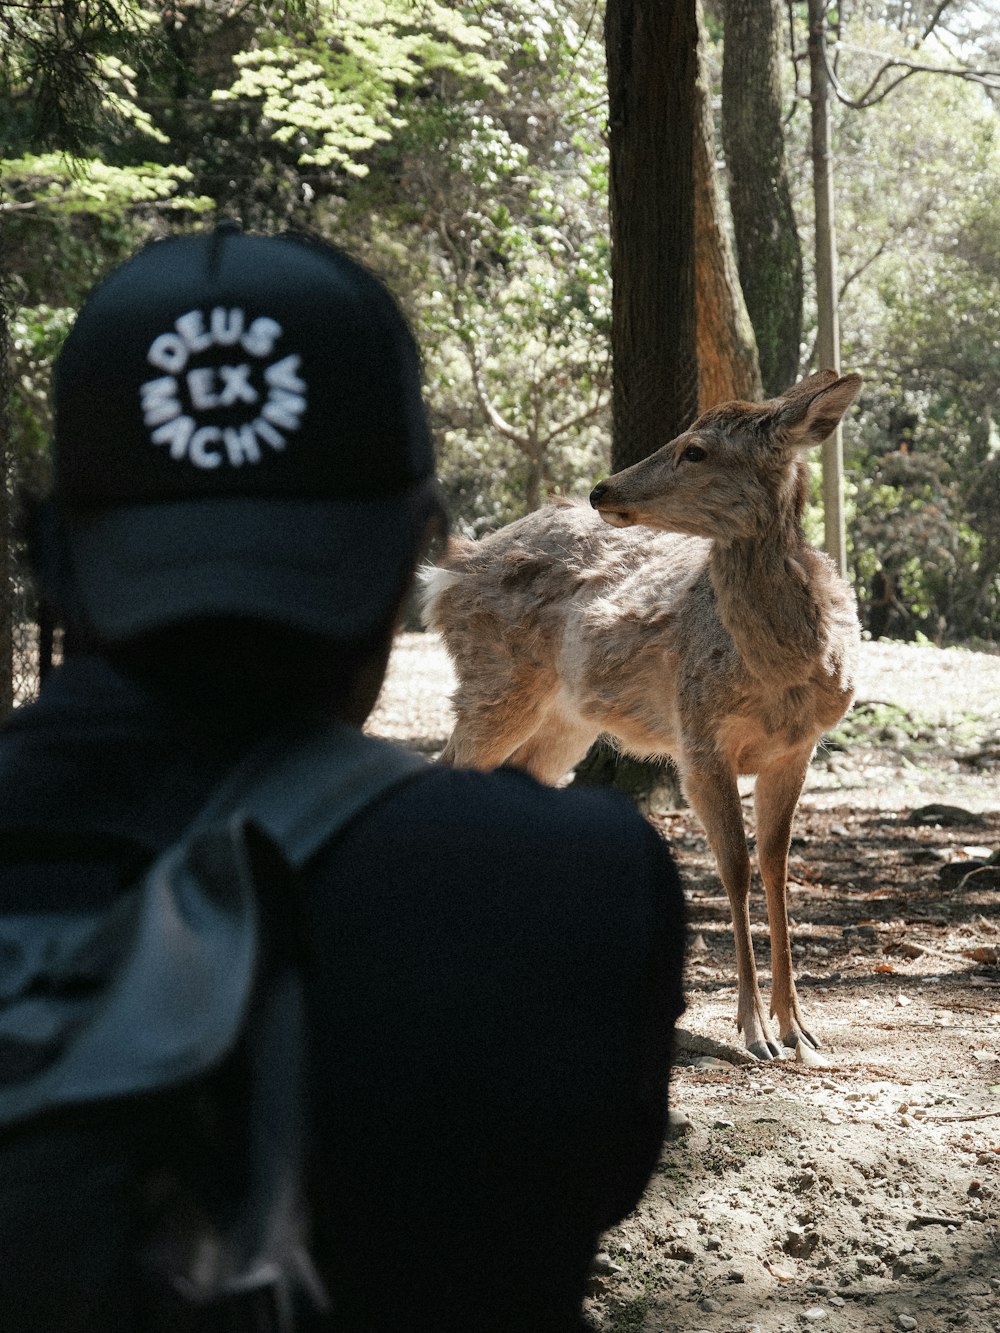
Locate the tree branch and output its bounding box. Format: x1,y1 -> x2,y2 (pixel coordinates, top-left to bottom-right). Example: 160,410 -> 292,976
827,41 -> 1000,108
457,331 -> 532,451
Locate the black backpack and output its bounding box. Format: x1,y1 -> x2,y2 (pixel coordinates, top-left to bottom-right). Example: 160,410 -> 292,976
0,722 -> 425,1330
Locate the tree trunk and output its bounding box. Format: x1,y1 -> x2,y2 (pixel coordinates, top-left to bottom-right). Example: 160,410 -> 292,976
587,0 -> 706,807
807,0 -> 847,576
0,216 -> 14,720
722,0 -> 804,397
695,0 -> 761,409
605,0 -> 700,472
524,451 -> 543,514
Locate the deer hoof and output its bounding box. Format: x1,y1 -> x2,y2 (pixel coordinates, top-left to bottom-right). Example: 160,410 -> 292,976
781,1023 -> 820,1053
747,1037 -> 785,1061
792,1041 -> 830,1068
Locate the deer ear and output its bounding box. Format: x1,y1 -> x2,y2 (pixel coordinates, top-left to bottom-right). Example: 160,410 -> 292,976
775,372 -> 862,449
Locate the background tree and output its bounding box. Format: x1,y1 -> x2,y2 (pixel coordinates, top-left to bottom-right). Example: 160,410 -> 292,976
0,0 -> 162,717
575,0 -> 702,805
605,0 -> 700,471
694,0 -> 761,407
4,0 -> 1000,696
721,0 -> 803,396
807,0 -> 847,575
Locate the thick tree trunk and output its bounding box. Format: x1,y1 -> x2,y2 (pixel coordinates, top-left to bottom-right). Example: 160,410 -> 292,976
694,1 -> 761,409
605,0 -> 700,472
722,0 -> 804,397
587,0 -> 707,807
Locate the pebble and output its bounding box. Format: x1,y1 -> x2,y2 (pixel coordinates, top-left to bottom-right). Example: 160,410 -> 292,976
591,1252 -> 624,1276
705,1234 -> 723,1251
699,1296 -> 722,1312
898,1317 -> 918,1331
667,1107 -> 694,1137
803,1310 -> 828,1323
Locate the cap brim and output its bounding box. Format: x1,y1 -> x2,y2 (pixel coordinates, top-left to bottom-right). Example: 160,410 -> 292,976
63,485 -> 442,644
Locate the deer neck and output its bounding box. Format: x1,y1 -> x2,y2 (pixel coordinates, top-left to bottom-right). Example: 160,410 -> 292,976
708,516 -> 826,681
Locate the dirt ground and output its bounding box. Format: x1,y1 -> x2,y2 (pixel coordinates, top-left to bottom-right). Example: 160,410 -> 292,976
367,635 -> 1000,1333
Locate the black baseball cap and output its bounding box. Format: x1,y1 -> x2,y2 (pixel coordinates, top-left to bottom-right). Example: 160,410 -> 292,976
48,225 -> 444,643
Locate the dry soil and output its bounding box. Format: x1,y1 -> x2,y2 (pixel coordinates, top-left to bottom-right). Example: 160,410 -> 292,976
367,634 -> 1000,1333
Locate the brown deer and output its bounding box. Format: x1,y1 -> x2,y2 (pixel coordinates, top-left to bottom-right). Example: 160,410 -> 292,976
421,370 -> 862,1060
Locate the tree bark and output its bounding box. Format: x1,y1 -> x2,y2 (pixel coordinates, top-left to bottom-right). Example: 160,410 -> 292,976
808,0 -> 847,576
605,0 -> 700,472
694,0 -> 761,409
589,0 -> 710,807
0,214 -> 14,720
722,0 -> 804,397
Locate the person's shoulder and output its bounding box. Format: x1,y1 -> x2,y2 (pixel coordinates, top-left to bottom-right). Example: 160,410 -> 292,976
392,760 -> 651,831
371,759 -> 680,894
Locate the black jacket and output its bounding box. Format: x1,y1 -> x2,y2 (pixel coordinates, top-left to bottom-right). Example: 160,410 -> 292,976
0,655 -> 685,1332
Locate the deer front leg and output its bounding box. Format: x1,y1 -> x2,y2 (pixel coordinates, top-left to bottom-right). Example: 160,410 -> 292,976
754,754 -> 817,1052
684,767 -> 782,1060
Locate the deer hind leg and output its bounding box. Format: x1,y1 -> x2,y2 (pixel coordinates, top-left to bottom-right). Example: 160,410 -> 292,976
684,766 -> 782,1060
754,754 -> 817,1052
439,663 -> 559,772
506,709 -> 599,786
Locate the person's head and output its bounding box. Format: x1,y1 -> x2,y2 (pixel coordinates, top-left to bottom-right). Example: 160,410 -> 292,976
30,225 -> 446,720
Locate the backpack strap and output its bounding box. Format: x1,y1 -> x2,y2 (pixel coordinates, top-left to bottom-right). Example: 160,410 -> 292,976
0,723 -> 427,1126
187,719 -> 427,869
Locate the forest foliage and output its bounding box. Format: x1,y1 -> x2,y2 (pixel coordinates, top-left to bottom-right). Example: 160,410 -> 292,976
2,0 -> 999,645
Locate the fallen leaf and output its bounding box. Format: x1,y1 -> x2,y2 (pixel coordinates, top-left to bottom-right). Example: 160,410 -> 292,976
898,942 -> 926,959
964,946 -> 1000,964
875,963 -> 896,974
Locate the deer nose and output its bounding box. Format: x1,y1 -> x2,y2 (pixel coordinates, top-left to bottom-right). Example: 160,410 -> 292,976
590,482 -> 608,508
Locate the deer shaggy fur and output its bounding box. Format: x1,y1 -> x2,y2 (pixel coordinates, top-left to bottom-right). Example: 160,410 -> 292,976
422,371 -> 862,1059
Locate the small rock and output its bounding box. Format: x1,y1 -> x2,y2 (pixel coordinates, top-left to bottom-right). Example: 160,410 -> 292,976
705,1234 -> 723,1251
727,1268 -> 746,1283
667,1107 -> 694,1138
713,1116 -> 735,1129
802,1309 -> 828,1323
907,804 -> 986,828
785,1224 -> 821,1257
699,1296 -> 722,1312
591,1252 -> 624,1277
898,1316 -> 918,1331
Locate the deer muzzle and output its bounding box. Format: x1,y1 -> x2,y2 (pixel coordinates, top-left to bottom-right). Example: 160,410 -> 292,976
589,480 -> 636,528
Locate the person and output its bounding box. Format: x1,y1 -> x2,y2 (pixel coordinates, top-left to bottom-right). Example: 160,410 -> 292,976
0,226 -> 686,1332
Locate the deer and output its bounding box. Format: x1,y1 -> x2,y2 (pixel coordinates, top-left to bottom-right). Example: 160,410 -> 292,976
420,370 -> 863,1061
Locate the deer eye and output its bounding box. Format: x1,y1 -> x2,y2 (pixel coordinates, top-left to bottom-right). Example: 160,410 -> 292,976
681,444 -> 707,463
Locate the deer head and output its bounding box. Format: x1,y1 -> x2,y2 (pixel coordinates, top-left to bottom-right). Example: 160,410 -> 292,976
590,371 -> 863,542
